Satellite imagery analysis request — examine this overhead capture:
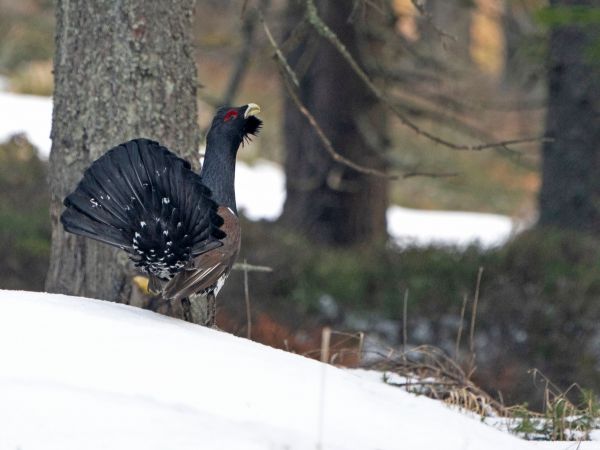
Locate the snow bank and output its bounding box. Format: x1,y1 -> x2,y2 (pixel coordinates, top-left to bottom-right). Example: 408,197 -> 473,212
0,90 -> 517,247
387,205 -> 515,248
1,289 -> 586,450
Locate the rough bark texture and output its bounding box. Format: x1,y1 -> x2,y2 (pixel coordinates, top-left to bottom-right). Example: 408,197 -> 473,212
280,1 -> 389,246
538,0 -> 600,230
46,0 -> 200,305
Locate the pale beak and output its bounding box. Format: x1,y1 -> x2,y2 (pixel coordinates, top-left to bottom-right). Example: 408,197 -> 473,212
244,103 -> 261,119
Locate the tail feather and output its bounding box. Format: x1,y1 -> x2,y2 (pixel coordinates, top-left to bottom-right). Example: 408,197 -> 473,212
61,138 -> 225,279
61,208 -> 131,248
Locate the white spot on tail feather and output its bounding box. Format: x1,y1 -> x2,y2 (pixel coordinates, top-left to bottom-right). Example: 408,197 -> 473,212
214,273 -> 229,296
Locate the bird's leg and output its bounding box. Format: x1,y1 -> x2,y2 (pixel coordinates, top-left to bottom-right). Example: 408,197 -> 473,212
182,293 -> 218,328
205,292 -> 217,328
181,297 -> 193,322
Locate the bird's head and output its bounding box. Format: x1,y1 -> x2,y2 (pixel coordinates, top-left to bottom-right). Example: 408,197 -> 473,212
206,103 -> 262,152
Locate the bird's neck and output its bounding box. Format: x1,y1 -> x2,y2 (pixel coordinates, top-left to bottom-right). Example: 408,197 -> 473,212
200,139 -> 239,214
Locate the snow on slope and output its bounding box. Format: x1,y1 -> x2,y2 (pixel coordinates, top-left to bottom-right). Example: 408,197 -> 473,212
0,290 -> 595,450
0,90 -> 517,247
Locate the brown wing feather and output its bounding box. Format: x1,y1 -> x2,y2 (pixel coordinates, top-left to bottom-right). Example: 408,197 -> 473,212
162,207 -> 240,301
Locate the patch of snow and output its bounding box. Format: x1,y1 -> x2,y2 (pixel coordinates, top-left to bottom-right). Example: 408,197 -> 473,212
387,205 -> 516,248
0,289 -> 583,450
0,92 -> 52,156
236,159 -> 286,221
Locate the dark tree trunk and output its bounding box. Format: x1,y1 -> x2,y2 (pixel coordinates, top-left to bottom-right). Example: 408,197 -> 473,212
280,1 -> 389,246
538,1 -> 600,230
502,1 -> 525,88
46,0 -> 200,305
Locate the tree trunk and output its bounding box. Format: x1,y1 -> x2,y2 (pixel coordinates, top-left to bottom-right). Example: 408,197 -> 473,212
538,1 -> 600,231
280,0 -> 389,246
46,0 -> 200,307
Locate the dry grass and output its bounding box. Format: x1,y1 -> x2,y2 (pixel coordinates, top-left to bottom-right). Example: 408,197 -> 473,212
369,344 -> 505,417
307,264 -> 600,441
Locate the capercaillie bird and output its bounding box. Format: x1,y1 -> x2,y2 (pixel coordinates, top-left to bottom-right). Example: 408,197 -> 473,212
60,103 -> 262,326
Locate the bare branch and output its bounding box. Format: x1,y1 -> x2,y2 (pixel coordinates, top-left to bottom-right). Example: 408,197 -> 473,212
260,11 -> 396,179
282,76 -> 396,179
232,262 -> 273,272
410,0 -> 458,43
222,2 -> 269,106
242,259 -> 252,339
259,11 -> 300,88
304,0 -> 548,153
403,171 -> 458,179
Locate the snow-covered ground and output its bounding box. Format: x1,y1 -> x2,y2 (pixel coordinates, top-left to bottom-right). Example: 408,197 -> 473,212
0,90 -> 518,247
0,290 -> 595,450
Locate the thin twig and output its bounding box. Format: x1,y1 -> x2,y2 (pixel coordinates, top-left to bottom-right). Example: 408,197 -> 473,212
347,0 -> 363,23
260,11 -> 300,87
403,171 -> 459,179
241,0 -> 250,17
468,267 -> 484,376
260,10 -> 395,179
304,0 -> 548,153
282,76 -> 396,179
243,258 -> 252,339
232,262 -> 273,272
402,289 -> 409,356
223,2 -> 268,106
387,380 -> 463,388
357,331 -> 364,366
410,0 -> 458,43
321,326 -> 332,363
455,293 -> 468,360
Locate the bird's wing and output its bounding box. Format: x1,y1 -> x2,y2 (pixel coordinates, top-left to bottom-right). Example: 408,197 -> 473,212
162,258 -> 229,301
162,206 -> 240,300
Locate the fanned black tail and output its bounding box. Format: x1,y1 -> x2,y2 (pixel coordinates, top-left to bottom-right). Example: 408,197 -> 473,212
61,138 -> 225,279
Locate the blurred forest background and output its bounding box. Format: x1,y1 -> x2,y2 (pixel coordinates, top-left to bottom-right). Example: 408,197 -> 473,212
1,0 -> 600,410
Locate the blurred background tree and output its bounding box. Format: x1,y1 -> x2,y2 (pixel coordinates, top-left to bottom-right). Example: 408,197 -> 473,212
280,0 -> 389,246
538,1 -> 600,231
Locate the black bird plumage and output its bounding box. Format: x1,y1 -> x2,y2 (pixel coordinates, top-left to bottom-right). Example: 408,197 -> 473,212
61,103 -> 262,323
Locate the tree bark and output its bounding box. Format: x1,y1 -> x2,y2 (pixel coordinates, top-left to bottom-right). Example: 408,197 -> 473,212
280,0 -> 389,246
46,0 -> 200,305
538,1 -> 600,231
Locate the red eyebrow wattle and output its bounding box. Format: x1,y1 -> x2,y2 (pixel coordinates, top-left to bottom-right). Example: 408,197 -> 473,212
224,109 -> 238,122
